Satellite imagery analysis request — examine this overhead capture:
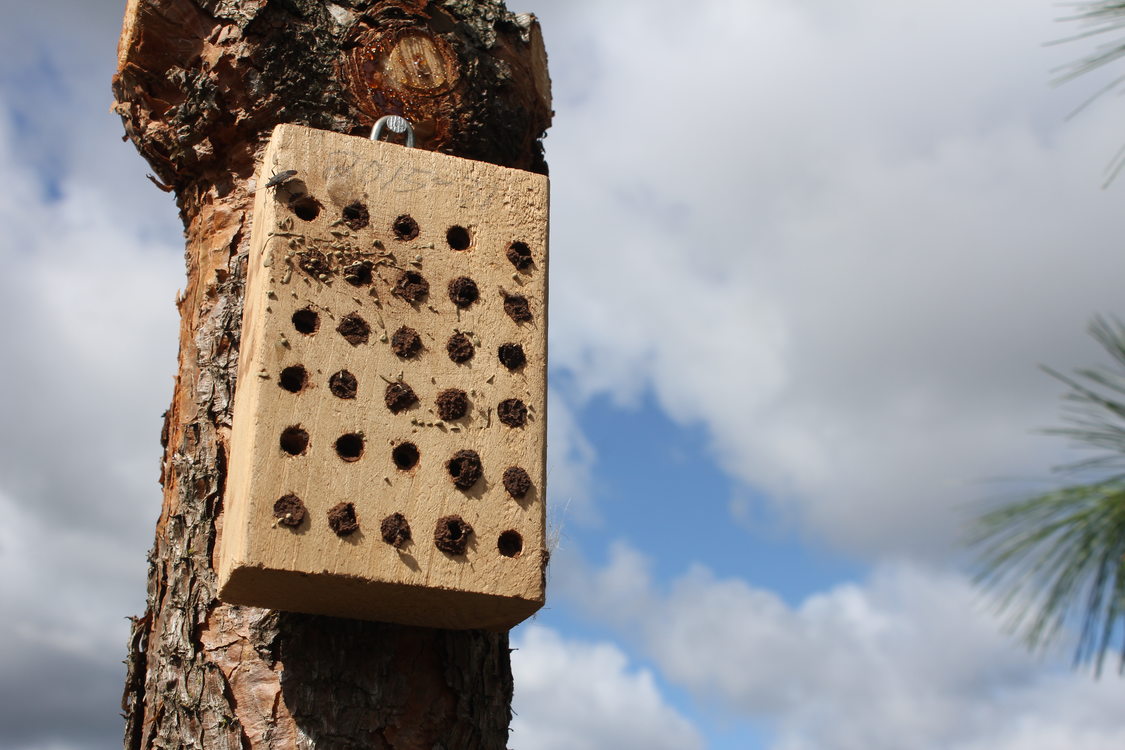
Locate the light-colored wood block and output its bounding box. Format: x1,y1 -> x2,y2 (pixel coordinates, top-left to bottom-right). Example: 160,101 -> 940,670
217,124 -> 548,630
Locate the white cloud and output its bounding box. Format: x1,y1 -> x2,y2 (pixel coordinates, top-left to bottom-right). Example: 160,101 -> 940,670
510,625 -> 705,750
536,0 -> 1125,558
556,542 -> 1125,750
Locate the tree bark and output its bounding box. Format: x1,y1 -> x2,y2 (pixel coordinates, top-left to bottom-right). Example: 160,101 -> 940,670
112,2 -> 551,747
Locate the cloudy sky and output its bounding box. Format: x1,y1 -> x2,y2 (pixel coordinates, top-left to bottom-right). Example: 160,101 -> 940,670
3,0 -> 1125,748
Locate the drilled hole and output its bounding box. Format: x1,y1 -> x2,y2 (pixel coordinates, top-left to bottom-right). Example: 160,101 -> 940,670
337,314 -> 370,345
503,293 -> 532,323
380,512 -> 412,548
502,466 -> 532,499
297,250 -> 330,279
497,530 -> 523,558
448,276 -> 479,308
434,514 -> 473,555
335,433 -> 365,462
393,270 -> 429,304
292,308 -> 319,334
384,382 -> 418,413
329,370 -> 358,399
278,365 -> 308,393
497,398 -> 528,428
343,260 -> 373,286
498,342 -> 526,370
327,502 -> 359,536
447,332 -> 474,363
273,494 -> 307,528
290,195 -> 321,222
393,214 -> 419,241
446,225 -> 471,251
507,241 -> 533,270
435,388 -> 469,421
392,442 -> 420,470
341,201 -> 370,230
280,426 -> 309,456
391,326 -> 422,359
446,449 -> 483,490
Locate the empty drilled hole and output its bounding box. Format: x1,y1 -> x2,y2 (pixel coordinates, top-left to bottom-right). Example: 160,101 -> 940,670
341,201 -> 370,230
393,270 -> 429,304
337,314 -> 370,345
447,449 -> 483,490
292,308 -> 319,334
503,466 -> 532,499
498,342 -> 526,370
278,365 -> 308,393
393,214 -> 419,241
384,382 -> 418,413
446,225 -> 472,251
335,433 -> 365,462
327,502 -> 359,536
280,426 -> 309,456
447,332 -> 475,363
391,326 -> 422,358
273,494 -> 307,528
448,276 -> 479,308
497,530 -> 523,558
434,514 -> 473,555
289,195 -> 321,222
329,370 -> 358,399
392,442 -> 420,471
497,398 -> 528,428
381,512 -> 412,548
343,260 -> 373,286
507,241 -> 533,271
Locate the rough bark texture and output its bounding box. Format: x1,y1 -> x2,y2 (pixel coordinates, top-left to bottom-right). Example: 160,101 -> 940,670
112,1 -> 551,747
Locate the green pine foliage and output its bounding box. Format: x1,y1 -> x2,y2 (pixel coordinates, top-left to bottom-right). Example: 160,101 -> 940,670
970,318 -> 1125,675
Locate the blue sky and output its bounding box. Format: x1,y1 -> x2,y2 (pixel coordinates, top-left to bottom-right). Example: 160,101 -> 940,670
4,1 -> 1125,749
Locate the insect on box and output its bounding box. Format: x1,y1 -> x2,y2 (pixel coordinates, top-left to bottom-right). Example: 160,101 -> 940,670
217,123 -> 548,630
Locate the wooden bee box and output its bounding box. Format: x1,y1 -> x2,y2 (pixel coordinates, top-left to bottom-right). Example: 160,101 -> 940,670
217,124 -> 547,630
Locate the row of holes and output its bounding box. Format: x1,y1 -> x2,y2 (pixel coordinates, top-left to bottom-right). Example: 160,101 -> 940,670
286,193 -> 536,271
277,430 -> 533,497
273,496 -> 524,557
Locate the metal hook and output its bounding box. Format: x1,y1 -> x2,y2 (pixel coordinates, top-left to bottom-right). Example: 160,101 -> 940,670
370,115 -> 415,148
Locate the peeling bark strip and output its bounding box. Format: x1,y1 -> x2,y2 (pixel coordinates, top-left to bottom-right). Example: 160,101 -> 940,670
114,1 -> 550,747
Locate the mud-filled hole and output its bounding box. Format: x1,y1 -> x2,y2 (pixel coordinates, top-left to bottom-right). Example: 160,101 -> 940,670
498,342 -> 526,370
391,326 -> 422,359
280,426 -> 309,456
273,494 -> 307,528
384,381 -> 418,413
393,270 -> 430,304
289,194 -> 321,222
497,398 -> 528,428
278,365 -> 308,393
393,214 -> 419,241
447,332 -> 475,363
507,241 -> 533,271
337,314 -> 370,345
380,512 -> 411,549
335,433 -> 365,462
448,276 -> 479,308
435,388 -> 469,421
497,530 -> 523,558
434,514 -> 473,555
392,442 -> 420,470
503,293 -> 532,323
446,449 -> 483,490
292,308 -> 319,334
327,502 -> 359,536
329,370 -> 358,399
446,225 -> 472,251
343,260 -> 373,286
341,201 -> 370,230
502,466 -> 532,499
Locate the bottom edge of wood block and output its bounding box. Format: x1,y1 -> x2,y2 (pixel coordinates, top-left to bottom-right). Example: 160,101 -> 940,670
217,563 -> 544,631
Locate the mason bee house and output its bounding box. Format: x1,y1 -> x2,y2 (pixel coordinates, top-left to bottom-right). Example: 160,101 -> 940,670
217,124 -> 548,630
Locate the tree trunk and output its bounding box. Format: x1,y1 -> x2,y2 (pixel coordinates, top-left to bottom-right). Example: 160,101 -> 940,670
112,2 -> 551,747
